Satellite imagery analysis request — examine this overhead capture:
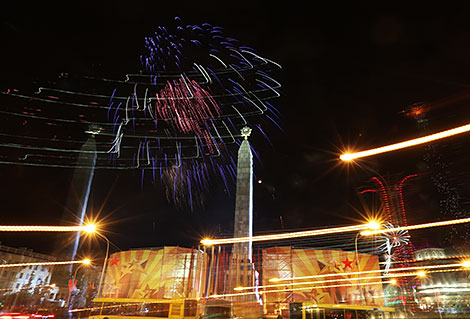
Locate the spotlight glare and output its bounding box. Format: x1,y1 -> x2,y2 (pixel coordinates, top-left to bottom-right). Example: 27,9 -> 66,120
367,221 -> 381,230
201,238 -> 214,246
83,224 -> 96,233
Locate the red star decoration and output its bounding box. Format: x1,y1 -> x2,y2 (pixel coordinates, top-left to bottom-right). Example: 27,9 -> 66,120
342,258 -> 354,269
110,257 -> 120,266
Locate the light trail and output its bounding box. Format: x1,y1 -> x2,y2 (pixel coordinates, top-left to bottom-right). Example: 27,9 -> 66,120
380,253 -> 470,264
211,280 -> 391,298
201,222 -> 379,246
340,123 -> 470,161
361,217 -> 470,236
0,259 -> 90,268
235,272 -> 418,291
0,224 -> 96,232
269,262 -> 470,282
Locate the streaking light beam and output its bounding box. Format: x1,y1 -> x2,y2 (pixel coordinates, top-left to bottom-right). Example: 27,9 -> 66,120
211,280 -> 392,298
340,123 -> 470,161
0,259 -> 91,268
236,271 -> 418,291
361,217 -> 470,236
201,223 -> 376,246
0,225 -> 96,232
269,262 -> 468,282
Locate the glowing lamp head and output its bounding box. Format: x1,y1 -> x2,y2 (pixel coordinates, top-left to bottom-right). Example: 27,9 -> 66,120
234,286 -> 243,291
462,261 -> 470,268
417,271 -> 426,278
390,279 -> 397,285
82,259 -> 91,265
201,238 -> 214,246
367,221 -> 381,230
339,153 -> 355,161
83,224 -> 96,233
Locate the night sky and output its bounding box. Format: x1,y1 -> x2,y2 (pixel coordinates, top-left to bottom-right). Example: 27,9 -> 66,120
1,2 -> 470,257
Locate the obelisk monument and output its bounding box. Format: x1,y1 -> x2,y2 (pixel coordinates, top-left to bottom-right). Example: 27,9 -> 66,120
233,126 -> 253,261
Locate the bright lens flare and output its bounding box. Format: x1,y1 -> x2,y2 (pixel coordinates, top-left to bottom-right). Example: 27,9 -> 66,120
0,225 -> 98,232
367,221 -> 381,230
83,224 -> 96,233
417,271 -> 426,277
201,238 -> 213,246
340,123 -> 470,161
390,279 -> 397,285
201,223 -> 376,246
82,259 -> 91,265
462,261 -> 470,268
361,217 -> 470,236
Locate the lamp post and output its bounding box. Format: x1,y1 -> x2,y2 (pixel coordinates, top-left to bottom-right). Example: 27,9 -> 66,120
391,279 -> 407,316
66,259 -> 91,309
355,221 -> 380,305
96,233 -> 110,298
355,232 -> 365,305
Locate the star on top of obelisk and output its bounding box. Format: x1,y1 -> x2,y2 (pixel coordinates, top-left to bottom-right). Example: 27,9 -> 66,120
241,126 -> 252,140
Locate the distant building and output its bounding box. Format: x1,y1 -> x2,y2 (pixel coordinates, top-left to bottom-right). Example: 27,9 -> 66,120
0,242 -> 56,296
415,247 -> 445,261
414,247 -> 470,314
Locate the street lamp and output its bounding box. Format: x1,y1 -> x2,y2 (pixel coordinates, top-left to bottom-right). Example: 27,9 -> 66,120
95,233 -> 110,298
355,220 -> 381,304
66,259 -> 91,309
78,222 -> 110,298
390,278 -> 407,316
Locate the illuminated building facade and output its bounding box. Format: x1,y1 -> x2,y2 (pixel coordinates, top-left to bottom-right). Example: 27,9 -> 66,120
101,247 -> 206,299
0,243 -> 56,295
414,247 -> 470,314
261,246 -> 385,316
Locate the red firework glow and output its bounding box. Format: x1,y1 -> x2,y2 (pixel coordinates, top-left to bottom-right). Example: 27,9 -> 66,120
155,76 -> 220,136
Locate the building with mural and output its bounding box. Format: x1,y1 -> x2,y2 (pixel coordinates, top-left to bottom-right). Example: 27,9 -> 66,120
101,247 -> 206,300
261,247 -> 385,316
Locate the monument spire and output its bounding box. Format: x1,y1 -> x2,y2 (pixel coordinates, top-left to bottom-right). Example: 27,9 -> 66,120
233,126 -> 253,261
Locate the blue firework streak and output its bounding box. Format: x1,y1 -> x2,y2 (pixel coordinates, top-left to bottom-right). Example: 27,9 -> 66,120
0,17 -> 282,211
107,17 -> 282,209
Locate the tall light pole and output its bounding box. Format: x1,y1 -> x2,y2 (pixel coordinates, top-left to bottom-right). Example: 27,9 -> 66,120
66,259 -> 91,309
355,232 -> 365,305
96,233 -> 110,298
355,221 -> 380,305
390,279 -> 407,315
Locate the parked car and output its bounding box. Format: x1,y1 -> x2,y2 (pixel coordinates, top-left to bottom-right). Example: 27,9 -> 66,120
0,313 -> 32,319
30,310 -> 54,319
